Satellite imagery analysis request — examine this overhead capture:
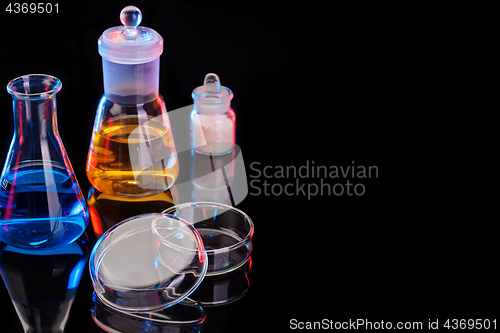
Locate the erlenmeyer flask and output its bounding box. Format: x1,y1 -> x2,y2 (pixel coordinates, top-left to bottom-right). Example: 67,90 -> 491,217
0,74 -> 89,249
86,6 -> 179,198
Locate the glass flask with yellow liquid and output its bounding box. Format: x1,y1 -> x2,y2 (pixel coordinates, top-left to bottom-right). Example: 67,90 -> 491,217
87,6 -> 179,198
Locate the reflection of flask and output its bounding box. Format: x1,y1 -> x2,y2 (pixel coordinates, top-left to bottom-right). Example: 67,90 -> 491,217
87,186 -> 175,239
0,233 -> 89,333
0,75 -> 88,249
87,6 -> 178,198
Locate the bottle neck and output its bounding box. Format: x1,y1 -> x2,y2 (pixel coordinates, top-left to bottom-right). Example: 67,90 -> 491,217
194,102 -> 231,115
102,58 -> 159,104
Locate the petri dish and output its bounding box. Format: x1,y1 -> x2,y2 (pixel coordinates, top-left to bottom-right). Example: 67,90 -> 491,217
163,202 -> 254,276
89,213 -> 208,313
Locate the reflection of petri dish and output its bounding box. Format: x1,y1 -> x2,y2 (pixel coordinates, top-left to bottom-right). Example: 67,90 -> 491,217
91,291 -> 206,332
188,256 -> 253,306
163,202 -> 254,276
89,214 -> 207,313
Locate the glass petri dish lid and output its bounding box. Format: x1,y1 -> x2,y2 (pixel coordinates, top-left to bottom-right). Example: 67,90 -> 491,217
89,213 -> 208,313
163,202 -> 254,276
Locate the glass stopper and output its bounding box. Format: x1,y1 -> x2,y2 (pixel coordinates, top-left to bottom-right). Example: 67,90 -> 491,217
120,6 -> 142,29
203,73 -> 222,97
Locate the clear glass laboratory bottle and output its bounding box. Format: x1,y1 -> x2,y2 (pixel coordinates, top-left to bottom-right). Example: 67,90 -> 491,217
0,75 -> 89,249
86,6 -> 179,198
191,73 -> 235,155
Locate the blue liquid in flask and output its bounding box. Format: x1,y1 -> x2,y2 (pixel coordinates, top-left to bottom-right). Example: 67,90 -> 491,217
0,164 -> 88,249
0,75 -> 88,249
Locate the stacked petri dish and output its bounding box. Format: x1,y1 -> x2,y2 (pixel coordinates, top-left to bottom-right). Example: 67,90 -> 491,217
89,203 -> 254,328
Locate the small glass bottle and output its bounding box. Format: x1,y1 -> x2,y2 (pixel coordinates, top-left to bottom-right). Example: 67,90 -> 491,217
87,6 -> 179,198
0,75 -> 89,249
191,73 -> 235,155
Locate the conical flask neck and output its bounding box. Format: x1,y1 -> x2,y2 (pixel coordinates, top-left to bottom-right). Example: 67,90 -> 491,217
5,75 -> 66,165
13,96 -> 58,137
7,75 -> 61,136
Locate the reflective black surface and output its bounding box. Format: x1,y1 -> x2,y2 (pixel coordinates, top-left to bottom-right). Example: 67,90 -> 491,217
0,233 -> 90,332
0,1 -> 496,332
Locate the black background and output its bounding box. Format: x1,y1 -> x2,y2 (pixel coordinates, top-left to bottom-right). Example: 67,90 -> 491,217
0,1 -> 496,332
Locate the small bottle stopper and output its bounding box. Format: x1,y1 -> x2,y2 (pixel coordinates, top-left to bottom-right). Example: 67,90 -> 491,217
120,6 -> 142,36
203,73 -> 222,98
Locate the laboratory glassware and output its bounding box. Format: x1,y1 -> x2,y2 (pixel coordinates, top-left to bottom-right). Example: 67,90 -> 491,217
0,74 -> 89,249
87,6 -> 179,198
89,214 -> 208,313
191,73 -> 235,155
163,202 -> 253,276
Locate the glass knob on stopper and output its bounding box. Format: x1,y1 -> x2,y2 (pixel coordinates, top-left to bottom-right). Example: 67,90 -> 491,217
120,6 -> 142,36
203,73 -> 222,98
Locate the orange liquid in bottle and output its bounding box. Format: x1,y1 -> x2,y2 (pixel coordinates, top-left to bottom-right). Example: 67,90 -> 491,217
87,115 -> 179,197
